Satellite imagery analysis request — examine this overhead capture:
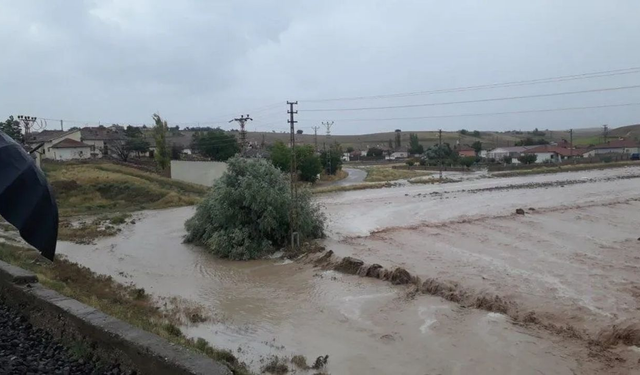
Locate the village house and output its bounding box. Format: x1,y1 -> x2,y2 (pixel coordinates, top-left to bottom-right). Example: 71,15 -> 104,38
49,138 -> 93,160
581,139 -> 640,157
486,146 -> 536,161
25,129 -> 82,160
521,145 -> 575,163
80,126 -> 126,157
457,147 -> 476,158
385,150 -> 409,160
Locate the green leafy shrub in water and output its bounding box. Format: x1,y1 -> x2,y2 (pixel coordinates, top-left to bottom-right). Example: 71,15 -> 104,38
185,157 -> 325,260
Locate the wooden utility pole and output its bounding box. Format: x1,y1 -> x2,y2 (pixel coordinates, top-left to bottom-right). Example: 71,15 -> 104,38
438,129 -> 443,181
323,121 -> 334,174
602,124 -> 609,144
229,114 -> 253,153
288,101 -> 299,250
312,125 -> 320,152
569,129 -> 574,162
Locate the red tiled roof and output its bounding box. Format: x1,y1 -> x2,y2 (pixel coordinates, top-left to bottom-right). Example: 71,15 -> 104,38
458,150 -> 476,157
523,145 -> 574,157
51,138 -> 92,149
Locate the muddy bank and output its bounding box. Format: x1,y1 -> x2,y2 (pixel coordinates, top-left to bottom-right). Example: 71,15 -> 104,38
54,207 -> 635,375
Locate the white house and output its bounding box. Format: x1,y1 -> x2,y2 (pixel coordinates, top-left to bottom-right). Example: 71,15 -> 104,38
385,151 -> 409,160
581,139 -> 640,157
522,145 -> 575,163
49,139 -> 92,160
486,146 -> 536,161
80,127 -> 126,157
25,129 -> 83,160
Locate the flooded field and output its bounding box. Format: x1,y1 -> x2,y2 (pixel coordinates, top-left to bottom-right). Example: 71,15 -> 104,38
57,166 -> 640,374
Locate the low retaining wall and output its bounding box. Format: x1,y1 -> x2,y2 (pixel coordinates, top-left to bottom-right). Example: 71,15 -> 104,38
0,260 -> 230,375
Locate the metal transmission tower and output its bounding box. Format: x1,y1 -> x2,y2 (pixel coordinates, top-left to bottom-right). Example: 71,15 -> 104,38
322,121 -> 334,174
287,101 -> 299,250
311,126 -> 320,152
229,114 -> 253,153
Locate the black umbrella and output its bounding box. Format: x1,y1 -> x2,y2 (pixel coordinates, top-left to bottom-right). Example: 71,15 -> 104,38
0,131 -> 58,260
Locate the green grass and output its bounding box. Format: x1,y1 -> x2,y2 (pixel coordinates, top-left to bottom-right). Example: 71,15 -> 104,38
44,161 -> 207,217
0,243 -> 251,375
362,166 -> 431,182
572,135 -> 605,146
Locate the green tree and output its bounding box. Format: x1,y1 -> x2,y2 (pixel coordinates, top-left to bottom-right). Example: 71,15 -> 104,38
152,114 -> 170,170
515,137 -> 549,146
459,129 -> 469,135
503,155 -> 512,164
184,157 -> 325,260
269,142 -> 322,182
459,156 -> 475,168
320,145 -> 343,175
517,154 -> 538,164
387,139 -> 393,149
408,133 -> 424,154
297,145 -> 322,183
471,141 -> 482,155
125,125 -> 143,138
270,141 -> 291,172
346,146 -> 355,153
127,137 -> 150,157
394,129 -> 402,149
367,147 -> 383,157
424,143 -> 458,164
472,130 -> 481,137
1,116 -> 23,143
192,129 -> 239,161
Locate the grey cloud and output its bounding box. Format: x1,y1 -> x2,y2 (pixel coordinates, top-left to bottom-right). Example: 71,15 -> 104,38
1,0 -> 639,133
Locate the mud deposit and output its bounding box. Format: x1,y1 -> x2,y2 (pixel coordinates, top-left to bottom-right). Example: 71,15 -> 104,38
54,203 -> 636,374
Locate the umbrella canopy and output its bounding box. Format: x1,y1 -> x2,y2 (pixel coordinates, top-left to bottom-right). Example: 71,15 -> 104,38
0,131 -> 58,260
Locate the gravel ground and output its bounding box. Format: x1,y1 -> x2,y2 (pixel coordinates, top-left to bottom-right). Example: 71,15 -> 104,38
0,300 -> 131,375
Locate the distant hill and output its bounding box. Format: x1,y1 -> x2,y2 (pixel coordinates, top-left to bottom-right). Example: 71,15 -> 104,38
137,123 -> 635,151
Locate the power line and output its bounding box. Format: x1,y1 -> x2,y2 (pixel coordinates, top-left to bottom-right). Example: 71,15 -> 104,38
301,66 -> 640,103
300,84 -> 640,112
305,102 -> 640,122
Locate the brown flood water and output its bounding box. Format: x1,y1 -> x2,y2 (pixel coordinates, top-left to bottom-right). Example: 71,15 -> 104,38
57,206 -> 632,374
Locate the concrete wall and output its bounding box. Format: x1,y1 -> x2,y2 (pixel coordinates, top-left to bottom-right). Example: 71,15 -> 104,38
51,146 -> 92,160
0,260 -> 231,375
171,160 -> 227,186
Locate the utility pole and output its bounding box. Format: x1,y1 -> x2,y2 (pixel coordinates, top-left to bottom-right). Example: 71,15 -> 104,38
288,101 -> 299,250
569,129 -> 574,164
17,115 -> 38,141
323,121 -> 334,174
311,125 -> 320,152
438,129 -> 443,181
229,114 -> 253,154
60,119 -> 64,131
602,124 -> 609,144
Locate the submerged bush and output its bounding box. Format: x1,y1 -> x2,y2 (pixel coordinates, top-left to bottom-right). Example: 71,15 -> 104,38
184,157 -> 325,260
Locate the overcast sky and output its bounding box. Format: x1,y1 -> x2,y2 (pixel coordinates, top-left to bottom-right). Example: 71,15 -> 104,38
2,0 -> 640,135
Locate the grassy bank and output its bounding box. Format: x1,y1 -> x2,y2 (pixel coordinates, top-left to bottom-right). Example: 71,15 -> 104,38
44,161 -> 207,217
0,243 -> 250,375
492,161 -> 639,177
43,161 -> 208,243
318,169 -> 348,182
361,166 -> 431,182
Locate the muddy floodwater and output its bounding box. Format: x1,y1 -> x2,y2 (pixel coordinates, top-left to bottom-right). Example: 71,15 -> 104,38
58,166 -> 640,374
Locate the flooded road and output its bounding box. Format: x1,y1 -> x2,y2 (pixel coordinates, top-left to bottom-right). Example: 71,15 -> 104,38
56,206 -> 621,374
